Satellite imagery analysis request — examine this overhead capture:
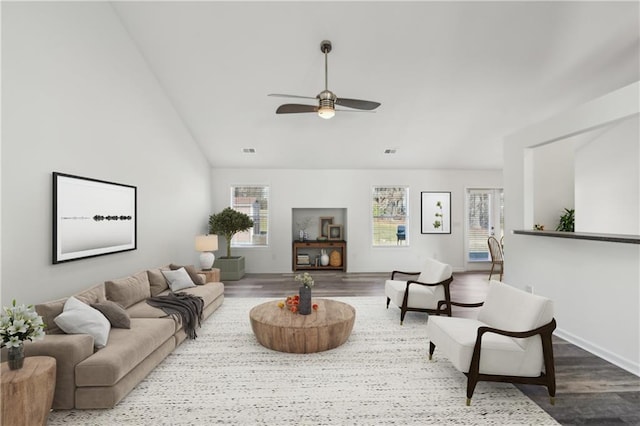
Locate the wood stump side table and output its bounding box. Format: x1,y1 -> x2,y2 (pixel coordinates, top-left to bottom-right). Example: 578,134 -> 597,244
250,298 -> 356,353
1,356 -> 56,426
198,268 -> 221,283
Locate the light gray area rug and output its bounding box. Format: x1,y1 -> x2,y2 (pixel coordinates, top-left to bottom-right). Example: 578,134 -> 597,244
48,297 -> 559,425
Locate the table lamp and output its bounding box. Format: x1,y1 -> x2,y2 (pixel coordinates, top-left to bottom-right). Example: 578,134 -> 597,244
195,234 -> 218,270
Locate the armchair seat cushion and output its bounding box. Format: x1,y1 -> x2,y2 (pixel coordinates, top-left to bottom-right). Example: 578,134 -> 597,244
426,316 -> 543,377
385,279 -> 442,310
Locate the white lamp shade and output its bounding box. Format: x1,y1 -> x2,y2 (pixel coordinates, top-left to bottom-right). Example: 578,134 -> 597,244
195,234 -> 218,252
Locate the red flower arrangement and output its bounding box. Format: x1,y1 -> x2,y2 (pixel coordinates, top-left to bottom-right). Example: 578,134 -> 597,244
277,295 -> 318,313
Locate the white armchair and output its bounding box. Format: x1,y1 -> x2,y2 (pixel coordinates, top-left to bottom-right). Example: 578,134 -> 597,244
385,258 -> 453,324
426,280 -> 556,405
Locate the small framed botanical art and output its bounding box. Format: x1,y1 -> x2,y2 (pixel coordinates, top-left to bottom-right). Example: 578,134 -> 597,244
319,216 -> 334,238
328,224 -> 343,240
421,191 -> 451,234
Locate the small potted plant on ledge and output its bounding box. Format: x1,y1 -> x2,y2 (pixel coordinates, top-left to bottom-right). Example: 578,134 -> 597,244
208,207 -> 254,281
556,208 -> 575,232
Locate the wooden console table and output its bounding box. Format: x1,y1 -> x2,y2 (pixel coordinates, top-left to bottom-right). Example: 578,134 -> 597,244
1,356 -> 56,426
292,240 -> 347,272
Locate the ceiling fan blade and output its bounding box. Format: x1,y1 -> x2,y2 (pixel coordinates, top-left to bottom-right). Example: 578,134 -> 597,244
276,104 -> 318,114
269,94 -> 317,100
335,109 -> 376,113
335,98 -> 381,110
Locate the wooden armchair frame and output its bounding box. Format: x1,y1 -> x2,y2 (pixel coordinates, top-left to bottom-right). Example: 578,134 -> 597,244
431,300 -> 557,406
487,236 -> 504,280
386,271 -> 454,323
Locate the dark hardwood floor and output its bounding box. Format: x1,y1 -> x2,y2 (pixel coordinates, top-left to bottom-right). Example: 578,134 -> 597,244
227,271 -> 640,425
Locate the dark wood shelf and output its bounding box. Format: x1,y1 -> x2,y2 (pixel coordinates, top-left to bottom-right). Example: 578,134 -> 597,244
513,229 -> 640,244
292,240 -> 347,272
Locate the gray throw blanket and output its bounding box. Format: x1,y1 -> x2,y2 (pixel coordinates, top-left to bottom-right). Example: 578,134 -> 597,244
146,292 -> 204,339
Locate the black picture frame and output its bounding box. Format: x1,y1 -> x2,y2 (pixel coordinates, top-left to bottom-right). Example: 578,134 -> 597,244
53,172 -> 137,264
421,191 -> 451,234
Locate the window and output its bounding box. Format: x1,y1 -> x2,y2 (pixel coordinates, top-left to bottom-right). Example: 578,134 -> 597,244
372,186 -> 409,246
466,188 -> 503,262
230,185 -> 269,247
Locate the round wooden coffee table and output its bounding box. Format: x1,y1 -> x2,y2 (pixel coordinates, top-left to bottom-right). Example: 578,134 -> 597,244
250,298 -> 356,353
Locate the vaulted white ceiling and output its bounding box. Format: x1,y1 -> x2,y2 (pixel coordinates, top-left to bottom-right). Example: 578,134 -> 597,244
112,1 -> 639,170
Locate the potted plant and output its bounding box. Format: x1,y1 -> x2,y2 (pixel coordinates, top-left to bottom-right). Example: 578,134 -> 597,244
556,208 -> 575,232
1,300 -> 45,370
208,207 -> 254,280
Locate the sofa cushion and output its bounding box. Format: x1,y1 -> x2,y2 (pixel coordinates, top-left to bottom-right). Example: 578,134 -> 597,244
91,301 -> 131,329
178,281 -> 224,308
75,317 -> 175,387
126,300 -> 181,333
74,283 -> 107,305
170,264 -> 205,285
147,267 -> 170,297
54,297 -> 111,348
105,271 -> 151,308
36,297 -> 67,335
127,282 -> 224,333
162,268 -> 196,292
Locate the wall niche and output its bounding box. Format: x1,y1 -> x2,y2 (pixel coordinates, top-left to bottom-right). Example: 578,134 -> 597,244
292,208 -> 347,241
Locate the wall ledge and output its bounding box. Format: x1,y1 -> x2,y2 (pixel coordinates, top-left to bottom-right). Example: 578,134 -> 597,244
513,229 -> 640,244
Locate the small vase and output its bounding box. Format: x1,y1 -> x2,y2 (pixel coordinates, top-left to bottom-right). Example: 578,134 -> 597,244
8,343 -> 25,370
298,286 -> 312,315
320,250 -> 329,266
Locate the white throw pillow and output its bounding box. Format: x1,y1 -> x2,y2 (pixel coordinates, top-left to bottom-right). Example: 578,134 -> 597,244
162,267 -> 196,292
54,296 -> 111,348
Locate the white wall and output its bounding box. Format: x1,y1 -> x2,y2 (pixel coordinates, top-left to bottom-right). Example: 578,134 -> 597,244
533,141 -> 574,230
575,115 -> 640,234
504,82 -> 640,375
211,168 -> 502,273
1,3 -> 211,305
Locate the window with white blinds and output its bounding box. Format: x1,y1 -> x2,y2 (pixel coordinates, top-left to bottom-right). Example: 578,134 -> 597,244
372,186 -> 409,246
230,185 -> 269,247
466,188 -> 503,261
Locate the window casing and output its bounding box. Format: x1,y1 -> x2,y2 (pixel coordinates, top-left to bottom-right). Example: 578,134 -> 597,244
230,185 -> 269,247
372,186 -> 409,246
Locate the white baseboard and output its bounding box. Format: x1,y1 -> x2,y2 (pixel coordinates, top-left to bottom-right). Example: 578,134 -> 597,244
555,327 -> 640,377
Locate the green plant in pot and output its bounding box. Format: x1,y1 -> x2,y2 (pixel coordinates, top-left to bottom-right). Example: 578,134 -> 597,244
556,208 -> 575,232
208,207 -> 253,280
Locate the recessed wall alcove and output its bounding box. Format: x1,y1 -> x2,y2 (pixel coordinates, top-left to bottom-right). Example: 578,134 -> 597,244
291,208 -> 347,241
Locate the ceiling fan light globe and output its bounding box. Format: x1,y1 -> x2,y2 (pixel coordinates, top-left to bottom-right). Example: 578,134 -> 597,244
318,106 -> 335,119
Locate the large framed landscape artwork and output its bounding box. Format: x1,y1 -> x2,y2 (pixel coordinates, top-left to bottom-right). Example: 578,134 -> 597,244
53,172 -> 137,263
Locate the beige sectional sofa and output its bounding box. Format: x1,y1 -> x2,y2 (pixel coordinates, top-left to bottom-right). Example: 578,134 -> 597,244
19,265 -> 224,410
